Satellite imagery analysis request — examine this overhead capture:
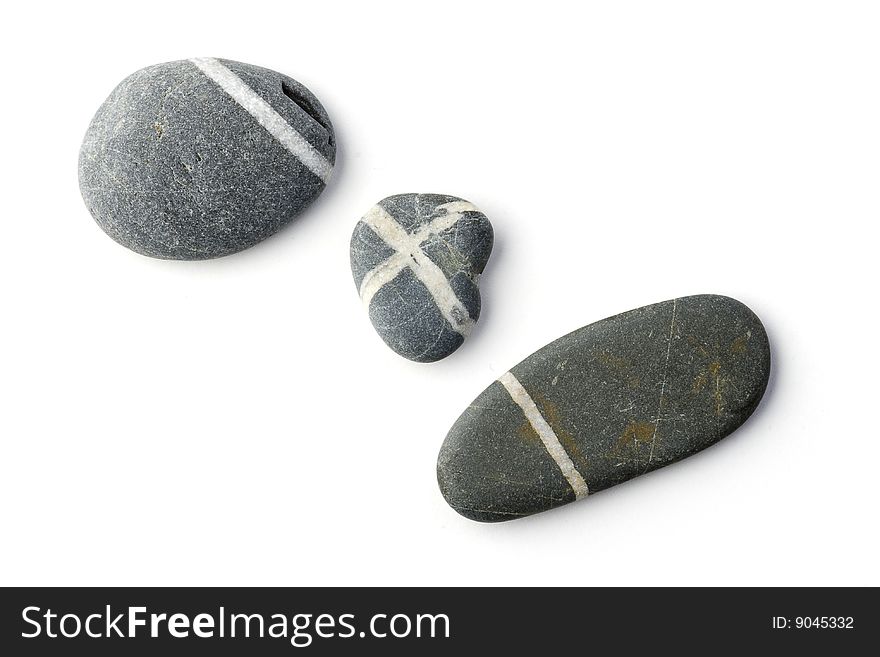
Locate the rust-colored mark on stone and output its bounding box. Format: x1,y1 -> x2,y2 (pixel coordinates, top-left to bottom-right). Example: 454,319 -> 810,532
614,420 -> 656,453
532,393 -> 589,472
730,334 -> 749,355
694,360 -> 726,417
516,419 -> 539,445
597,350 -> 641,388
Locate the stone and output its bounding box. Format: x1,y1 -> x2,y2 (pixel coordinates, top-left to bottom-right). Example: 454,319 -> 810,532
350,194 -> 494,362
78,57 -> 336,259
437,294 -> 771,521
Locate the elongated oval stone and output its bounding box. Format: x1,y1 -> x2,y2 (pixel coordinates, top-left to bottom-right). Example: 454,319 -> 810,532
437,294 -> 771,522
79,57 -> 336,259
350,193 -> 494,362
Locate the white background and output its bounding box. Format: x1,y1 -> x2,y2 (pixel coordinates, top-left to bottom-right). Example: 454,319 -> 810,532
2,1 -> 878,586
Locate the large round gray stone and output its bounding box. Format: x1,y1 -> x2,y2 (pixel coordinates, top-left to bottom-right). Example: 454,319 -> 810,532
350,193 -> 494,362
437,294 -> 771,521
78,57 -> 336,259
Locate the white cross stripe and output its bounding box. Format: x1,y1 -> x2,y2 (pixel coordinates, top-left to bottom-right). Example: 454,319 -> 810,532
358,201 -> 480,337
360,204 -> 416,250
359,252 -> 410,309
498,372 -> 590,499
189,57 -> 333,183
409,201 -> 476,241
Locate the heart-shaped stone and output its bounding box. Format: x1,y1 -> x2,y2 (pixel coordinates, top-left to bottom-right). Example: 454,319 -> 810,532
350,193 -> 494,362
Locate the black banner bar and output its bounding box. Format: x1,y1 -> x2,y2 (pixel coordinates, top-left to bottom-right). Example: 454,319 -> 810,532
1,587 -> 875,654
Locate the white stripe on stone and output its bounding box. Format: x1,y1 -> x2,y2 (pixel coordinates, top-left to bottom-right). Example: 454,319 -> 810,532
359,251 -> 410,309
498,371 -> 590,499
435,200 -> 479,215
410,203 -> 478,243
189,57 -> 333,183
359,204 -> 476,337
361,204 -> 415,249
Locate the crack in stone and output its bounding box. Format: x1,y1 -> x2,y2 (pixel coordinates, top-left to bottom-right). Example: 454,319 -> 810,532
644,297 -> 678,472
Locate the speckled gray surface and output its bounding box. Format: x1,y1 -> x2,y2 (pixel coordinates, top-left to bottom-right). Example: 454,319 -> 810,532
437,294 -> 771,522
350,193 -> 494,362
78,57 -> 336,259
